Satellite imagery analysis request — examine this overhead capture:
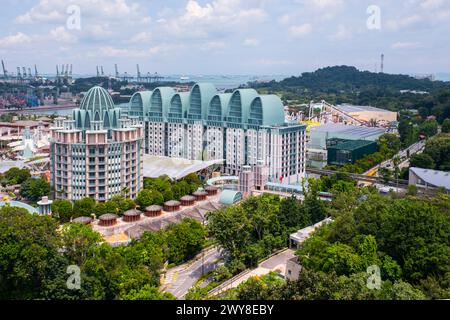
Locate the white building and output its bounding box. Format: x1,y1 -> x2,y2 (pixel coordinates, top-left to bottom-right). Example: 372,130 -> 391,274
127,83 -> 307,184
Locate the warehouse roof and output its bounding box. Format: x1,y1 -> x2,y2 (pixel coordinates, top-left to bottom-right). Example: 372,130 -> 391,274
310,124 -> 385,138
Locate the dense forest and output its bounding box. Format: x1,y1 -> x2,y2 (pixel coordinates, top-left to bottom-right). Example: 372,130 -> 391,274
0,205 -> 207,300
250,66 -> 450,122
219,189 -> 450,300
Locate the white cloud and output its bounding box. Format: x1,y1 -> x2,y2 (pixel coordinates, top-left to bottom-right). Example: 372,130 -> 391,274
243,38 -> 260,46
200,41 -> 227,51
129,32 -> 152,44
90,44 -> 179,58
421,0 -> 445,10
391,42 -> 422,49
289,23 -> 312,37
386,14 -> 423,31
49,27 -> 77,43
329,25 -> 351,41
16,0 -> 150,24
0,32 -> 32,48
159,0 -> 267,39
278,14 -> 291,26
309,0 -> 343,9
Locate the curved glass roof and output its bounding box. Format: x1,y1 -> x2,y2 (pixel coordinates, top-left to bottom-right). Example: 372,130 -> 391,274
169,92 -> 190,120
127,83 -> 286,127
219,189 -> 243,205
80,86 -> 115,113
188,83 -> 217,120
74,86 -> 121,130
226,89 -> 259,125
0,201 -> 39,214
129,91 -> 152,117
249,95 -> 285,126
150,87 -> 175,121
208,93 -> 231,122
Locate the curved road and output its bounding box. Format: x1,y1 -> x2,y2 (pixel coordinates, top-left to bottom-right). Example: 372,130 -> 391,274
162,247 -> 222,299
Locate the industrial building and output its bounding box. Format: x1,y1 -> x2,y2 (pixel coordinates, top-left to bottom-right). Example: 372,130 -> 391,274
126,83 -> 307,184
50,86 -> 144,202
307,124 -> 385,168
327,139 -> 378,166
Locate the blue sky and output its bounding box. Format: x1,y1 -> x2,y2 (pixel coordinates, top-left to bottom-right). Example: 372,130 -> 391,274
0,0 -> 449,76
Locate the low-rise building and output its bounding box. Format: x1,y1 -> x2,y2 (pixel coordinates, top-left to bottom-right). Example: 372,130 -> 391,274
409,167 -> 450,192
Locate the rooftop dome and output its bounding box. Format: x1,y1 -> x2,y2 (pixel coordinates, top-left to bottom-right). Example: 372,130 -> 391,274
74,86 -> 121,130
80,86 -> 115,113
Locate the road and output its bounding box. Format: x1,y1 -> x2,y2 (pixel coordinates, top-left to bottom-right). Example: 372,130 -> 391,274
208,249 -> 296,297
364,140 -> 425,176
161,247 -> 222,299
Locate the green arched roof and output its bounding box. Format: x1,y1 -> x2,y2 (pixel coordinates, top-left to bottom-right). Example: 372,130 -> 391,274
208,93 -> 231,122
249,95 -> 285,126
219,190 -> 243,205
226,89 -> 259,124
126,83 -> 286,127
129,91 -> 152,117
188,83 -> 217,120
169,92 -> 190,120
80,86 -> 115,113
74,86 -> 121,130
150,87 -> 175,121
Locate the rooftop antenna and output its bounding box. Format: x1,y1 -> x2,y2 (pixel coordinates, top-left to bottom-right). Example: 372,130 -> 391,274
381,54 -> 384,74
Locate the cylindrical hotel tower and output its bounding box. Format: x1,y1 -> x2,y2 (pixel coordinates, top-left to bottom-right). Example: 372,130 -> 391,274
50,86 -> 144,202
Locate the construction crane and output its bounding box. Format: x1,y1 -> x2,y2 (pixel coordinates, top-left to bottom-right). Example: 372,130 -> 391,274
1,60 -> 8,78
115,64 -> 119,78
136,64 -> 141,82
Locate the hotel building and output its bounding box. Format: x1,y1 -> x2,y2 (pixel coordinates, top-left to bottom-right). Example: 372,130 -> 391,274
50,86 -> 144,201
128,83 -> 306,184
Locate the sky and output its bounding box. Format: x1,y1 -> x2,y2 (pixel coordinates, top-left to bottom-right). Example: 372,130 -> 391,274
0,0 -> 449,76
